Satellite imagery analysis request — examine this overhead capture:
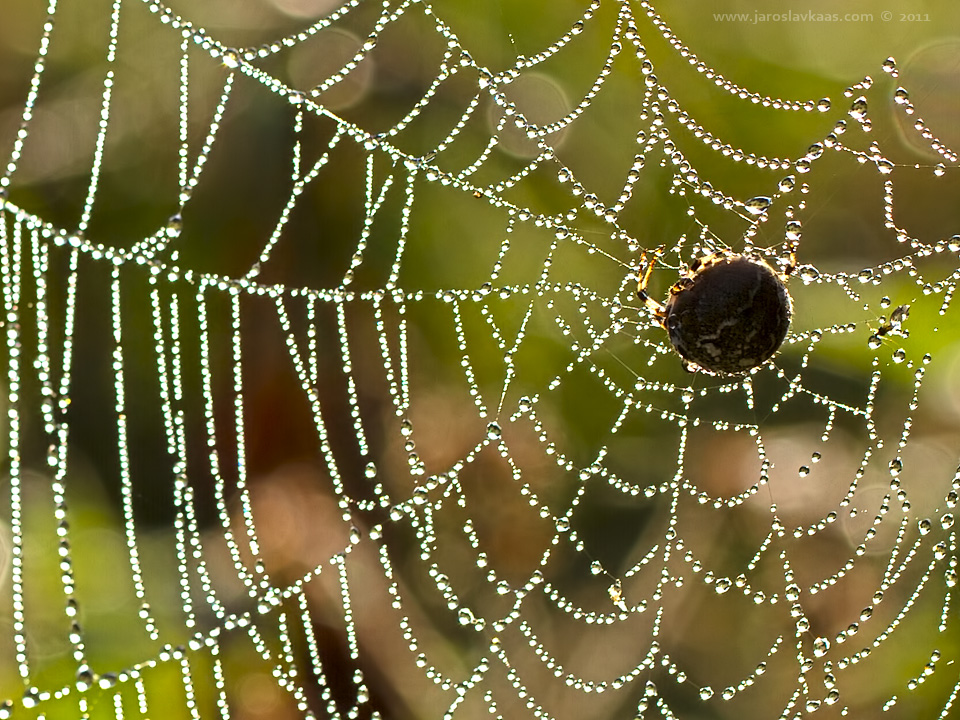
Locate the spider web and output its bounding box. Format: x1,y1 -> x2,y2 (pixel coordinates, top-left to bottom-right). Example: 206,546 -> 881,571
1,0 -> 960,718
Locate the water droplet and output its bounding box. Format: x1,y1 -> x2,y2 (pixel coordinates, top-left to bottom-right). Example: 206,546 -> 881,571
221,49 -> 240,68
816,98 -> 831,112
699,686 -> 714,700
868,335 -> 882,350
364,462 -> 377,478
744,196 -> 771,215
590,560 -> 603,575
813,637 -> 830,657
21,688 -> 40,709
800,265 -> 820,285
892,348 -> 906,363
798,466 -> 810,477
486,422 -> 502,441
941,513 -> 954,530
778,175 -> 796,193
400,419 -> 413,436
882,57 -> 897,74
76,666 -> 95,691
893,87 -> 909,105
165,214 -> 183,238
714,577 -> 731,594
877,159 -> 894,174
0,700 -> 11,720
556,517 -> 570,532
849,96 -> 868,121
65,598 -> 79,617
785,220 -> 802,241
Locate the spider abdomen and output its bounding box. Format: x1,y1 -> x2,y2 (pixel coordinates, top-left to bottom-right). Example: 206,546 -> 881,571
663,254 -> 792,374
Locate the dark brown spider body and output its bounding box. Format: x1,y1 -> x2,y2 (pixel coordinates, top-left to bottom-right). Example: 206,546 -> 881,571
639,252 -> 792,375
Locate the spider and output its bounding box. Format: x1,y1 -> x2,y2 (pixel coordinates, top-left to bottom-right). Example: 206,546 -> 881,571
636,250 -> 794,375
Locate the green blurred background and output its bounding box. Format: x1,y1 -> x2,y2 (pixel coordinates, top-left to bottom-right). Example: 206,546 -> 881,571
2,0 -> 960,718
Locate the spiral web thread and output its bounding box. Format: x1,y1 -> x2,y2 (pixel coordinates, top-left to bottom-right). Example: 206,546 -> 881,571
1,0 -> 959,718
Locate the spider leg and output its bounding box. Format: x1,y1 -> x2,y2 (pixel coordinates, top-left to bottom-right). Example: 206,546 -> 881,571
781,242 -> 798,277
636,251 -> 666,320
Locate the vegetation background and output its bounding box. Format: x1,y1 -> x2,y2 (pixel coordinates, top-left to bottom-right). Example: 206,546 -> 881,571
1,0 -> 960,718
